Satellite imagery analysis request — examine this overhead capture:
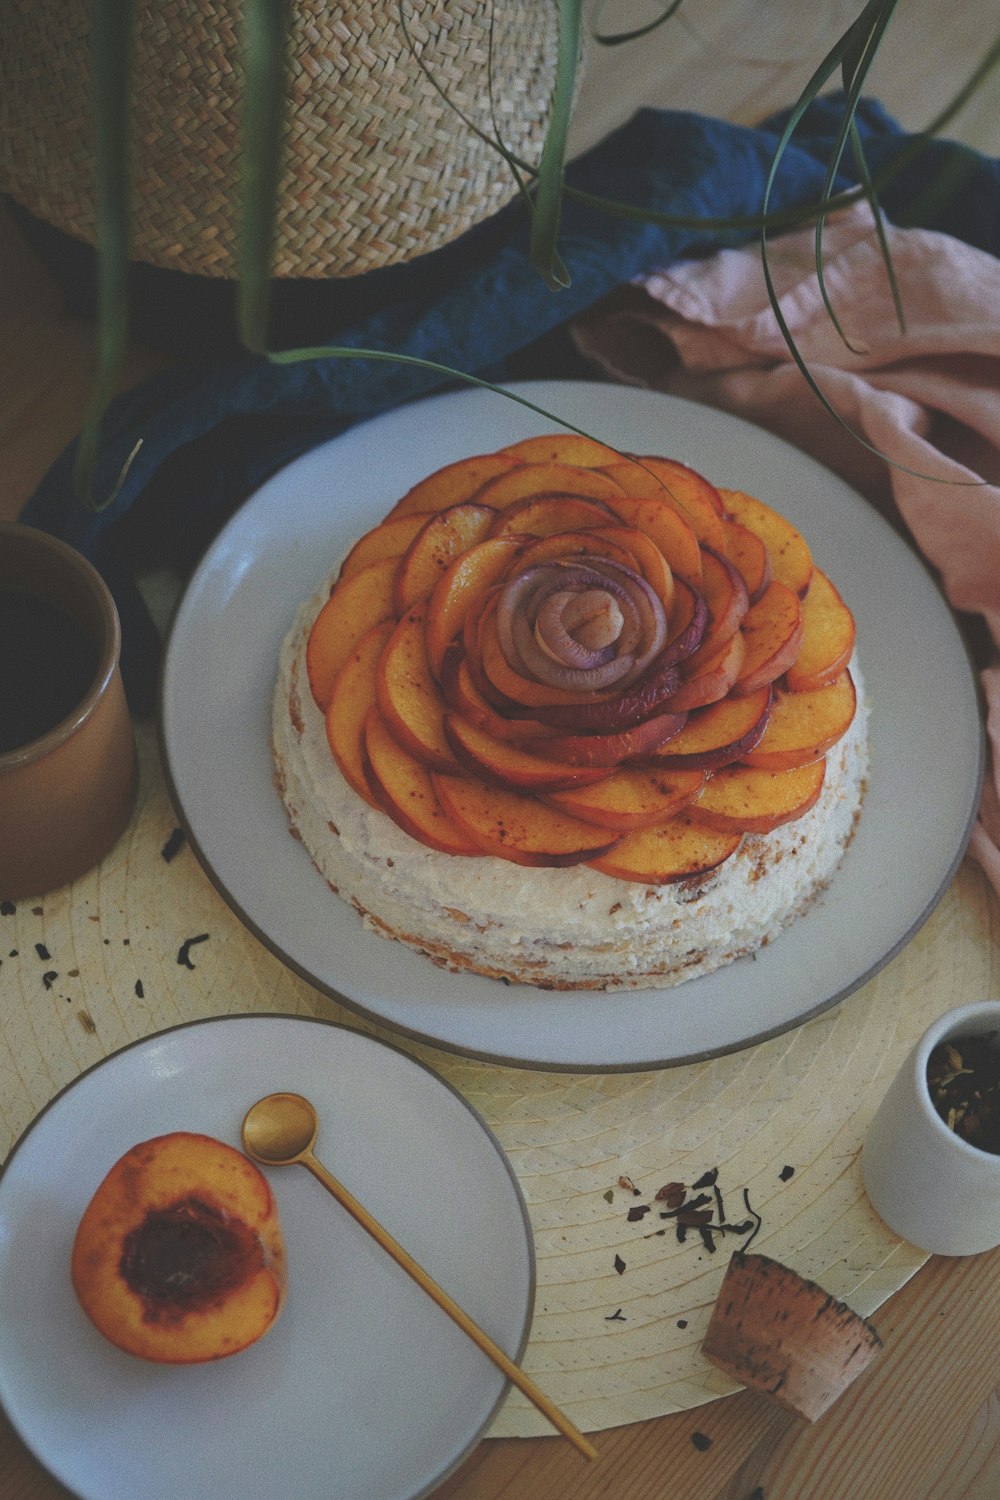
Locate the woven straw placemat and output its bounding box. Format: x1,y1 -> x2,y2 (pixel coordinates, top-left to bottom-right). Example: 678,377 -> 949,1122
1,723 -> 997,1437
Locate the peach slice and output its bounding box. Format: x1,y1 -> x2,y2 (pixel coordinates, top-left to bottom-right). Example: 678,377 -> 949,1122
507,526 -> 674,619
510,527 -> 643,579
499,434 -> 621,466
471,461 -> 626,510
440,647 -> 558,742
432,772 -> 622,867
667,629 -> 746,712
784,569 -> 856,691
649,686 -> 772,771
603,492 -> 703,588
478,607 -> 621,711
696,545 -> 750,655
306,556 -> 397,711
445,711 -> 611,791
602,455 -> 727,550
664,577 -> 710,665
377,605 -> 458,772
339,511 -> 432,580
425,535 -> 524,680
527,654 -> 683,733
720,516 -> 772,604
487,493 -> 616,540
591,525 -> 675,614
393,502 -> 497,614
589,814 -> 741,884
386,451 -> 520,518
71,1132 -> 286,1364
741,672 -> 856,770
546,765 -> 704,831
720,488 -> 813,596
688,759 -> 826,833
362,709 -> 481,855
520,708 -> 688,768
325,618 -> 395,807
732,581 -> 805,697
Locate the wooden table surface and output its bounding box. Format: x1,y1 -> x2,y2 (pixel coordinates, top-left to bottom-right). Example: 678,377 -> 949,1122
2,5 -> 999,1497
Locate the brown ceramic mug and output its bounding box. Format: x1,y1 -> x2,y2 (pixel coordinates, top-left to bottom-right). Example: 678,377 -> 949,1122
0,522 -> 137,900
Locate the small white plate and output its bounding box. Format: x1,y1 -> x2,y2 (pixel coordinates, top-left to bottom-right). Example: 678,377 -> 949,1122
160,381 -> 983,1070
0,1016 -> 535,1500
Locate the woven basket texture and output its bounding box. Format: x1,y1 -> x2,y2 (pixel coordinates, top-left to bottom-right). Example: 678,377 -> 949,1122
0,1 -> 559,279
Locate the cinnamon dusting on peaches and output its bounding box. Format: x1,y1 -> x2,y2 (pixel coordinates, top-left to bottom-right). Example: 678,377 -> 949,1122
304,442 -> 858,886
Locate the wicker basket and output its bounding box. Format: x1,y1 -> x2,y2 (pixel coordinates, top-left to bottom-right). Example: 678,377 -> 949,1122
0,0 -> 560,280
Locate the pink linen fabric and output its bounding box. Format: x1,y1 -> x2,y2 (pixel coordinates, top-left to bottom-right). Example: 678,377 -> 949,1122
572,203 -> 1000,893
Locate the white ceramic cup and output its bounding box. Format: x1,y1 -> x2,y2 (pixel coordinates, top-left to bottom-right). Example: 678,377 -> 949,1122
862,1001 -> 1000,1256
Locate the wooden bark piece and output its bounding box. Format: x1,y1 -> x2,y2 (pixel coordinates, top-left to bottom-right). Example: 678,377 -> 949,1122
702,1252 -> 883,1422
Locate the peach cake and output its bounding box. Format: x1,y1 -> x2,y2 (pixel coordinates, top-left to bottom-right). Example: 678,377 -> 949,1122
272,435 -> 868,991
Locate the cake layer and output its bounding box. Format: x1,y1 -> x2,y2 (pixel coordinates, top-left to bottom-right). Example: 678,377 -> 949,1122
273,585 -> 868,991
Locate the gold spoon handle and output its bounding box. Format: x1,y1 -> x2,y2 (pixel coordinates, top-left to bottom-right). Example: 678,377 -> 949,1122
301,1150 -> 599,1462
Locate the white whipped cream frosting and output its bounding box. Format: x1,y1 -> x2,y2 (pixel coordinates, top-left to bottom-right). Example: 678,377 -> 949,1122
272,580 -> 869,991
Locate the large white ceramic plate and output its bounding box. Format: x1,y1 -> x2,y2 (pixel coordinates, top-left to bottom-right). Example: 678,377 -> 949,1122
160,381 -> 983,1070
0,1016 -> 534,1500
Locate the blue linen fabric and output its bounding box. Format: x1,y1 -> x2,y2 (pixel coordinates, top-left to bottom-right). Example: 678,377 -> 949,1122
17,94 -> 1000,713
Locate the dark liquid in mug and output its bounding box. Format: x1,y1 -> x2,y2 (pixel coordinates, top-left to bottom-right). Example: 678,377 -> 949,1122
0,586 -> 101,754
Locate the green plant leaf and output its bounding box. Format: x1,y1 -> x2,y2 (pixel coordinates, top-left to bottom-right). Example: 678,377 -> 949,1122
591,0 -> 686,47
758,2 -> 993,484
530,0 -> 581,290
237,0 -> 290,354
75,0 -> 134,511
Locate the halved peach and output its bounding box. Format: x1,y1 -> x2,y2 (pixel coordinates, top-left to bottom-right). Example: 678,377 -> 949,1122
445,712 -> 610,791
432,773 -> 622,867
499,434 -> 621,466
649,686 -> 772,771
362,709 -> 482,855
386,451 -> 520,518
393,502 -> 497,614
588,815 -> 742,884
741,672 -> 856,770
668,629 -> 746,711
720,516 -> 772,604
487,493 -> 616,540
376,605 -> 458,772
688,760 -> 826,833
732,581 -> 804,697
424,535 -> 523,679
603,492 -> 703,588
545,765 -> 704,830
784,569 -> 856,691
326,618 -> 396,807
339,511 -> 432,580
602,456 -> 727,550
472,461 -> 626,510
720,488 -> 813,596
71,1133 -> 286,1364
306,556 -> 397,711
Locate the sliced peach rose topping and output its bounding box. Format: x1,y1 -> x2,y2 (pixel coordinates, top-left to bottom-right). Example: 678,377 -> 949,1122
309,448 -> 858,880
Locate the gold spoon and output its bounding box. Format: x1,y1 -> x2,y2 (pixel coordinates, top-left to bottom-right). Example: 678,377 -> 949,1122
242,1091 -> 598,1462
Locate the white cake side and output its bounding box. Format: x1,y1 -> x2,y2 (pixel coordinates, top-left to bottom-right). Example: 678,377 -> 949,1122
272,582 -> 869,992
